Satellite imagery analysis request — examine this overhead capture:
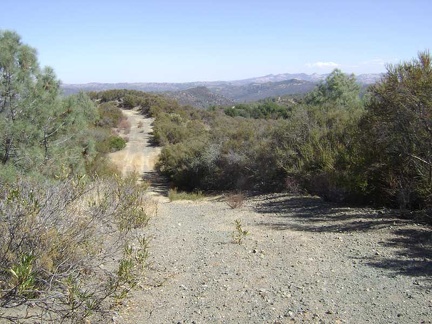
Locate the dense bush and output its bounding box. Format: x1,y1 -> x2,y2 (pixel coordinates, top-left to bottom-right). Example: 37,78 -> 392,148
155,54 -> 432,213
156,110 -> 287,191
357,51 -> 432,209
97,101 -> 125,128
155,69 -> 364,195
108,135 -> 127,151
224,101 -> 289,119
88,89 -> 179,116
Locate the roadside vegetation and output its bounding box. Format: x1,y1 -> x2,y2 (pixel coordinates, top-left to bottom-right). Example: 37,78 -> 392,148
151,52 -> 432,217
0,30 -> 153,322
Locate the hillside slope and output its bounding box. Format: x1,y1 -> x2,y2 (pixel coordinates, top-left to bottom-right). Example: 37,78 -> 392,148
163,86 -> 235,108
215,79 -> 316,102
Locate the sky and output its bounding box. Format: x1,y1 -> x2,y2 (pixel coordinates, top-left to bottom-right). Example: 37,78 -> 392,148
1,0 -> 431,84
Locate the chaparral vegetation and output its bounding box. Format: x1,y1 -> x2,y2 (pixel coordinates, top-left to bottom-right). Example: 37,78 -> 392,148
1,28 -> 431,322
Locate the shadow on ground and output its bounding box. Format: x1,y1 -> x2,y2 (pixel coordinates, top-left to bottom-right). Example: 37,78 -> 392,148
363,228 -> 432,282
253,194 -> 432,282
142,171 -> 169,196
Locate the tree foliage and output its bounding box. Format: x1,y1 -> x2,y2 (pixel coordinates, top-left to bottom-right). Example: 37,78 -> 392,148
0,30 -> 99,179
305,69 -> 362,108
359,51 -> 432,208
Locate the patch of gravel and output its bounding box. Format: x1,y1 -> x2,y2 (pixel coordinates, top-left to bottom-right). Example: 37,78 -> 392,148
117,193 -> 432,324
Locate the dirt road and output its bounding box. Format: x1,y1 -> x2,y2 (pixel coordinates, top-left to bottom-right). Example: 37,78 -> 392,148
109,108 -> 161,178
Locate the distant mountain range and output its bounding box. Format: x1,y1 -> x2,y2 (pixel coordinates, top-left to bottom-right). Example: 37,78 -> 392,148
166,86 -> 235,108
62,72 -> 382,108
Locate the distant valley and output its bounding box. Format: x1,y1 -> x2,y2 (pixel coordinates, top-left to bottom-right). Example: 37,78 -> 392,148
62,72 -> 382,108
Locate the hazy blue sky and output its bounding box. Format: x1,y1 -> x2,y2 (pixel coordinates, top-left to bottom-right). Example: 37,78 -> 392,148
1,0 -> 431,83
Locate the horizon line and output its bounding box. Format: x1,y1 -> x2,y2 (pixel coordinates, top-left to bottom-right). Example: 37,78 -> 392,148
61,71 -> 384,85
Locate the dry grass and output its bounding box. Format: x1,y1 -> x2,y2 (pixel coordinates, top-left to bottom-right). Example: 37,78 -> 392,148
168,188 -> 204,201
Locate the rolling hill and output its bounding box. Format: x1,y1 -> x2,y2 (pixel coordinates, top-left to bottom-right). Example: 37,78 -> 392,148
62,72 -> 381,108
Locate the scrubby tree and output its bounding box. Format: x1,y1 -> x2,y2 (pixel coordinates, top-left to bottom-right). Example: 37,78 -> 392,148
305,68 -> 362,108
360,51 -> 432,208
270,69 -> 365,200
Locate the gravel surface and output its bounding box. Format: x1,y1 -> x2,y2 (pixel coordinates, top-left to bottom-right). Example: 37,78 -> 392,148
114,109 -> 432,323
114,194 -> 431,324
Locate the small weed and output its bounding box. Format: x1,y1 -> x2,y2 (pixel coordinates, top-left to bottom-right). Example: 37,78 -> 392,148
168,188 -> 204,201
9,253 -> 36,297
232,219 -> 248,245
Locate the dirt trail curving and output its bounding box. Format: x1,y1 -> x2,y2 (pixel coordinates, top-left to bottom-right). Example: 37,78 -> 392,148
109,109 -> 432,324
109,108 -> 161,178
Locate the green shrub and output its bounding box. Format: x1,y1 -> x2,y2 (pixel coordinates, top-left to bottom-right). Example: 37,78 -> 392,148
97,135 -> 127,153
97,102 -> 124,128
109,136 -> 127,151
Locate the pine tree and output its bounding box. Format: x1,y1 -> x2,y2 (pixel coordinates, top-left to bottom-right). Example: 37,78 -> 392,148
0,30 -> 98,178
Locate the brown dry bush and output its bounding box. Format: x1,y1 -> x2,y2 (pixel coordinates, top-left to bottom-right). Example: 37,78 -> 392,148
225,192 -> 245,209
0,174 -> 154,323
118,118 -> 131,135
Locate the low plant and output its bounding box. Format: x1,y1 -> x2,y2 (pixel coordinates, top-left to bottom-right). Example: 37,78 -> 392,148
9,253 -> 36,297
232,219 -> 248,245
110,135 -> 127,151
96,135 -> 127,153
168,188 -> 204,201
0,174 -> 155,322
